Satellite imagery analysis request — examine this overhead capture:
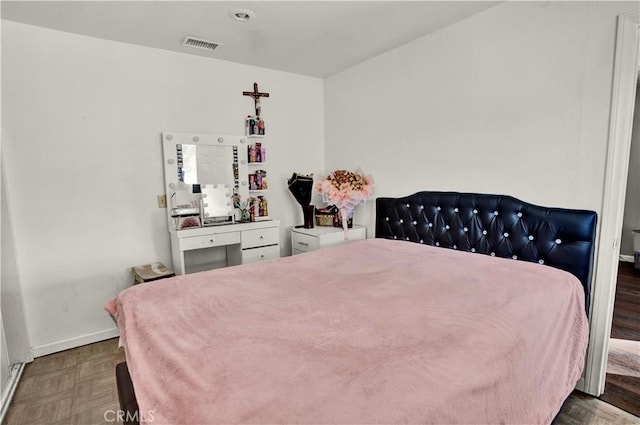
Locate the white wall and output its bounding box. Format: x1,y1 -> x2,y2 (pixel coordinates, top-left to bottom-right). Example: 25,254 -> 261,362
621,82 -> 640,257
1,21 -> 324,355
0,11 -> 9,401
0,10 -> 7,399
325,1 -> 637,232
1,163 -> 31,363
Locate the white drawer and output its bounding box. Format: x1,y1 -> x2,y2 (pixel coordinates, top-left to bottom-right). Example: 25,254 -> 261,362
180,232 -> 240,251
322,226 -> 366,247
241,227 -> 279,249
291,232 -> 320,254
242,245 -> 280,264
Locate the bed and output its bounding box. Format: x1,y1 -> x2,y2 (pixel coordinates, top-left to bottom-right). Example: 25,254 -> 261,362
107,191 -> 597,425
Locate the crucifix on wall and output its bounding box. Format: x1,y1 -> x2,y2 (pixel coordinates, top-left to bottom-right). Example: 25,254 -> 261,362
243,82 -> 270,118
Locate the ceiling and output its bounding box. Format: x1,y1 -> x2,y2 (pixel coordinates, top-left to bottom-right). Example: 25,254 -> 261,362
1,1 -> 500,78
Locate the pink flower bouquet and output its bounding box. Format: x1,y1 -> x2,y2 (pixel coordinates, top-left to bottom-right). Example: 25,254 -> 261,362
315,169 -> 374,235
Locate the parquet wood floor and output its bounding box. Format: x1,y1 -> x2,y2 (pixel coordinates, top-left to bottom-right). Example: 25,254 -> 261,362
5,338 -> 640,424
4,338 -> 125,425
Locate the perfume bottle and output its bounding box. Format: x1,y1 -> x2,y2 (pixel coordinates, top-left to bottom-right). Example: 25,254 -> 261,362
255,143 -> 262,162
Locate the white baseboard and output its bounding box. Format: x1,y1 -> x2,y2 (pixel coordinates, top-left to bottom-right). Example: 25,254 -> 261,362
619,254 -> 634,263
0,363 -> 25,423
32,327 -> 120,357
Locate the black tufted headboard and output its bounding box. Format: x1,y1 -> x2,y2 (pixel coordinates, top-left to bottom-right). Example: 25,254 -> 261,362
375,191 -> 597,313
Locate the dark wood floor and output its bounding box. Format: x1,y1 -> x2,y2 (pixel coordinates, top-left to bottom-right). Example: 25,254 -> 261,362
610,262 -> 640,341
599,262 -> 640,416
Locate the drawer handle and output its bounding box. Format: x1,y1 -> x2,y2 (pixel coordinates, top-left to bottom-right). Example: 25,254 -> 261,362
297,242 -> 309,246
260,254 -> 265,259
259,235 -> 264,239
209,239 -> 214,243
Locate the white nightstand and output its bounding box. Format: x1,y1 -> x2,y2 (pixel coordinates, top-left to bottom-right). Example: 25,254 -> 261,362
291,225 -> 366,255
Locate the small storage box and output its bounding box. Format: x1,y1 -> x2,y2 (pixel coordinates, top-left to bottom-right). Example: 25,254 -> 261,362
315,212 -> 334,227
132,262 -> 175,284
315,205 -> 338,227
315,205 -> 353,228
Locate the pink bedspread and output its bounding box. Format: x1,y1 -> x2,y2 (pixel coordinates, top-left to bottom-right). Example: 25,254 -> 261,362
106,238 -> 588,424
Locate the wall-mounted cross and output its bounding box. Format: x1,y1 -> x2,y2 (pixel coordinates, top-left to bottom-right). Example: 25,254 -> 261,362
242,82 -> 270,118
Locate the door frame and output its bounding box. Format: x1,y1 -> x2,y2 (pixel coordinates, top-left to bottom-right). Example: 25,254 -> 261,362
581,9 -> 639,396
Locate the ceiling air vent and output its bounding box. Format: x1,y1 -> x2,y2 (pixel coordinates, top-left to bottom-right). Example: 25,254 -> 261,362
181,36 -> 221,52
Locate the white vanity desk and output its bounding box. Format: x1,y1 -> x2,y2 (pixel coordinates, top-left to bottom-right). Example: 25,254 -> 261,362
162,132 -> 280,275
170,220 -> 280,275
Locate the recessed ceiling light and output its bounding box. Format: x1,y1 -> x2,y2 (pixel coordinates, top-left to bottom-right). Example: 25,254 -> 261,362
230,8 -> 255,22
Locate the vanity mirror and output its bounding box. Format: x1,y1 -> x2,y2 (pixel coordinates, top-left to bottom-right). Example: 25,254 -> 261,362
162,133 -> 250,229
201,184 -> 233,226
177,144 -> 235,186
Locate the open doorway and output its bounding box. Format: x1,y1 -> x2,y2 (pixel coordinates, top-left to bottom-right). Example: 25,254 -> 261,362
602,80 -> 640,416
583,9 -> 639,398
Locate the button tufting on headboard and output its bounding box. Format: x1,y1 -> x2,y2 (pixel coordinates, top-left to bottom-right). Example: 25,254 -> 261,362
375,191 -> 597,313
